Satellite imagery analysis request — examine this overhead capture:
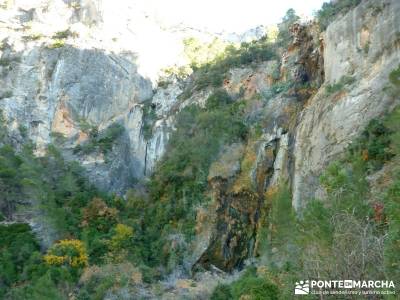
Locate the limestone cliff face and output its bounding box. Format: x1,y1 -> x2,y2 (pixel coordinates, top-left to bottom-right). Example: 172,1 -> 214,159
0,43 -> 156,193
0,0 -> 188,193
292,0 -> 400,209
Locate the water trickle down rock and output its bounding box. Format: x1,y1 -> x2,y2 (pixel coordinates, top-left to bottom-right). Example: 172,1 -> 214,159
189,12 -> 328,271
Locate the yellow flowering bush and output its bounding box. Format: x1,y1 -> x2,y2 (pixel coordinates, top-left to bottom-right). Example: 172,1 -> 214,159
44,239 -> 88,268
106,224 -> 134,262
109,224 -> 134,250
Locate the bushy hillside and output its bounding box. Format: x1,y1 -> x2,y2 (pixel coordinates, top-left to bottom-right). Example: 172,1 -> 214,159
0,0 -> 399,299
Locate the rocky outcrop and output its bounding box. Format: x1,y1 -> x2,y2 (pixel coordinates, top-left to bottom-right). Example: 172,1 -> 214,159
193,93 -> 300,271
191,0 -> 400,271
292,0 -> 400,210
0,0 -> 191,193
188,11 -> 327,270
0,43 -> 157,192
223,60 -> 280,99
282,21 -> 324,88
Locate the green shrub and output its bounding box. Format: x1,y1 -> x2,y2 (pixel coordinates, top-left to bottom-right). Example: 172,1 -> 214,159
260,185 -> 297,262
50,132 -> 67,144
325,75 -> 355,94
183,36 -> 277,96
348,118 -> 394,171
22,33 -> 43,41
276,9 -> 300,48
0,58 -> 11,67
142,102 -> 157,140
74,123 -> 124,155
77,273 -> 115,300
363,41 -> 370,54
389,64 -> 400,87
301,201 -> 333,238
231,274 -> 279,300
139,264 -> 162,283
317,0 -> 361,31
205,89 -> 232,110
48,40 -> 65,49
78,120 -> 97,136
383,174 -> 400,284
210,284 -> 233,300
0,145 -> 24,218
0,91 -> 13,99
52,29 -> 77,40
0,224 -> 41,296
10,271 -> 64,300
256,184 -> 300,278
263,80 -> 294,99
96,123 -> 124,153
384,106 -> 400,156
183,37 -> 229,70
18,125 -> 28,138
211,267 -> 279,300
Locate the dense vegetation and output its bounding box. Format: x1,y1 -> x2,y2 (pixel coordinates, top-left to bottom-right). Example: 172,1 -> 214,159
1,3 -> 398,298
0,135 -> 165,298
0,129 -> 116,297
0,87 -> 249,297
134,89 -> 248,271
0,112 -> 148,298
141,101 -> 158,140
0,8 -> 291,296
389,64 -> 400,87
212,106 -> 400,299
181,37 -> 277,96
211,267 -> 280,300
4,105 -> 398,298
0,224 -> 41,298
180,9 -> 299,98
325,75 -> 355,94
74,123 -> 124,155
317,0 -> 362,30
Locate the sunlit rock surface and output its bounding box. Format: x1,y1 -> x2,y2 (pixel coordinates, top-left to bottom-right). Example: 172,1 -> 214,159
293,0 -> 400,210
